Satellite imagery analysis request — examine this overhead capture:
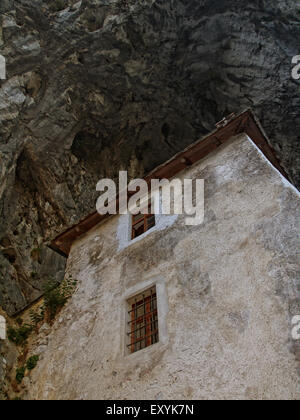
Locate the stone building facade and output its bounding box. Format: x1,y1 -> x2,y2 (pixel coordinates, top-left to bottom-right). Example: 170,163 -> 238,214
27,112 -> 300,400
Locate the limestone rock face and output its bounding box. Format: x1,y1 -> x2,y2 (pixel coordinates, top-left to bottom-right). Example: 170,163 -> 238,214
0,0 -> 299,314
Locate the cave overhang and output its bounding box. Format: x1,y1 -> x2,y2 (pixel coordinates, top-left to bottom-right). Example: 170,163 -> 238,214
50,108 -> 289,258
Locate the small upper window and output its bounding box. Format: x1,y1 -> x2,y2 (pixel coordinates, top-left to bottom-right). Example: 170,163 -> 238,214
127,287 -> 159,354
131,201 -> 155,239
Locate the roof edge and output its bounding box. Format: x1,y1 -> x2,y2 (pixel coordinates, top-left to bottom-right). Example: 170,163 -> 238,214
50,109 -> 289,257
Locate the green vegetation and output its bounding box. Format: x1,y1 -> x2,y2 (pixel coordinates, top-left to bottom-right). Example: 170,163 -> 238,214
29,309 -> 44,327
14,356 -> 39,386
6,277 -> 76,398
15,367 -> 25,384
26,355 -> 39,371
8,277 -> 77,348
43,276 -> 77,321
16,317 -> 23,326
7,324 -> 32,346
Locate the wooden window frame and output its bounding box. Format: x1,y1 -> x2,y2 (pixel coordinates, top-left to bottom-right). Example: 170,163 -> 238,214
131,202 -> 155,240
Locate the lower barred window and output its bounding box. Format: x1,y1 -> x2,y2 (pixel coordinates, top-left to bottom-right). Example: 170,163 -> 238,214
127,287 -> 159,353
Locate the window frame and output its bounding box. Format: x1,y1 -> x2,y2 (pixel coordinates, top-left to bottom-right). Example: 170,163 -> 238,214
131,202 -> 155,240
127,287 -> 159,354
122,277 -> 168,358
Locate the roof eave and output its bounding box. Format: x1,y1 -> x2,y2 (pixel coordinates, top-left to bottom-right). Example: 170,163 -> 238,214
50,108 -> 288,257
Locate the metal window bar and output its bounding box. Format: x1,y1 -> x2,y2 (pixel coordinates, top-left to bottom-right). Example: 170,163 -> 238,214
129,290 -> 159,353
127,318 -> 159,336
127,296 -> 157,315
127,309 -> 158,325
127,331 -> 159,349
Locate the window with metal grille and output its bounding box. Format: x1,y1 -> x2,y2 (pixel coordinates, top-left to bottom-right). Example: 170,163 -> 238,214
127,287 -> 159,353
131,201 -> 155,240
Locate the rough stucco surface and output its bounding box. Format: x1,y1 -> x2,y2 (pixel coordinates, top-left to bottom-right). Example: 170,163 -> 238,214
1,0 -> 300,314
24,134 -> 300,400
